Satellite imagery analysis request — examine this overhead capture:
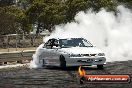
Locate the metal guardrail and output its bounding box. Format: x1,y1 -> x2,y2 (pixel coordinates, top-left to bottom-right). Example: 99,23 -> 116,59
0,50 -> 35,64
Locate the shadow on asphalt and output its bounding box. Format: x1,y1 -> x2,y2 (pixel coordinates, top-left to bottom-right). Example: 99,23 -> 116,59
43,66 -> 103,71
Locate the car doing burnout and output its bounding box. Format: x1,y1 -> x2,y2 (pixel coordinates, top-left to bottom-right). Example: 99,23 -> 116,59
38,38 -> 106,69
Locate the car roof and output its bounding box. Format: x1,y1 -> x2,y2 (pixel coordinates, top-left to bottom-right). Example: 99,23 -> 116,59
50,37 -> 83,40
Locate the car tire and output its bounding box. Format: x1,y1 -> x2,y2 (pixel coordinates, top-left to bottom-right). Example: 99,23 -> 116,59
42,59 -> 45,67
97,65 -> 104,69
60,55 -> 66,69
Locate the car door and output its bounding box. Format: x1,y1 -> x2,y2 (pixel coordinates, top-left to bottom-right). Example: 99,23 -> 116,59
42,39 -> 53,65
50,39 -> 60,65
44,39 -> 59,65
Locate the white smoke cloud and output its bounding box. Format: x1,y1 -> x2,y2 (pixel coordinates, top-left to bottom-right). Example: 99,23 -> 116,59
29,44 -> 44,68
30,5 -> 132,68
45,5 -> 132,62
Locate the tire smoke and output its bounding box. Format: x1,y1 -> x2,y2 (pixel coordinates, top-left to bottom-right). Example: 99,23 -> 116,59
30,5 -> 132,68
45,5 -> 132,62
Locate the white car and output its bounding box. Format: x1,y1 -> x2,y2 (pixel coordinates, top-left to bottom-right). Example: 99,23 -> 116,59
39,38 -> 106,69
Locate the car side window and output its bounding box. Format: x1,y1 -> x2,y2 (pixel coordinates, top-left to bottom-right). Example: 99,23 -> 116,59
50,39 -> 59,48
54,39 -> 59,47
44,39 -> 52,49
44,39 -> 58,49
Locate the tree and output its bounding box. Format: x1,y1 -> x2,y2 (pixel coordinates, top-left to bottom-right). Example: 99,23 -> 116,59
65,0 -> 117,21
26,0 -> 66,32
65,0 -> 90,21
0,0 -> 14,7
0,5 -> 30,35
0,7 -> 16,35
17,0 -> 31,10
117,0 -> 132,8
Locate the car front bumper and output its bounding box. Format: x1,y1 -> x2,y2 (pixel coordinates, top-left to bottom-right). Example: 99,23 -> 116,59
65,56 -> 106,66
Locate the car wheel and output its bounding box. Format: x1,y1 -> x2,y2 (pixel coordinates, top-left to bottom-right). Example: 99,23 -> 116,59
97,65 -> 104,69
60,55 -> 66,69
42,59 -> 45,67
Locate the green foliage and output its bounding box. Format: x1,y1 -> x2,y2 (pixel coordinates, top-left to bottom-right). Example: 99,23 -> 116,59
5,5 -> 25,21
26,0 -> 66,32
27,0 -> 117,31
88,0 -> 117,11
65,0 -> 91,21
21,17 -> 32,33
0,7 -> 16,35
65,0 -> 117,21
117,0 -> 132,8
0,0 -> 14,7
2,0 -> 131,35
0,5 -> 31,35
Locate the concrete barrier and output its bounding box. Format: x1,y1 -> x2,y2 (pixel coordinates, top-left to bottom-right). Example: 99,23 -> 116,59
22,50 -> 36,57
0,50 -> 35,65
0,52 -> 22,59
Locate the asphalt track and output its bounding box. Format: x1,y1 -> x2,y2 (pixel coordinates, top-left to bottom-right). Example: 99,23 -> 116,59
0,60 -> 132,88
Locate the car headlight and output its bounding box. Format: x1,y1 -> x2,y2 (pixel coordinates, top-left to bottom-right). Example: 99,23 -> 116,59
70,54 -> 82,57
98,53 -> 105,56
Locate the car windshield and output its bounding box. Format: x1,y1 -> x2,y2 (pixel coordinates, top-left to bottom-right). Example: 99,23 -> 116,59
59,38 -> 93,48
